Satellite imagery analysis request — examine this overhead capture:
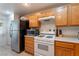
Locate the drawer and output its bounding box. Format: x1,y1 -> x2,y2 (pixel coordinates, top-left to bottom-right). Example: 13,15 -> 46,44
25,38 -> 34,42
55,41 -> 75,49
25,40 -> 34,44
25,47 -> 34,55
25,37 -> 34,42
25,43 -> 34,48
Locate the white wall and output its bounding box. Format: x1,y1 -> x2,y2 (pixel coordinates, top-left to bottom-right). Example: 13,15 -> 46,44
60,27 -> 79,37
0,18 -> 9,46
0,12 -> 14,46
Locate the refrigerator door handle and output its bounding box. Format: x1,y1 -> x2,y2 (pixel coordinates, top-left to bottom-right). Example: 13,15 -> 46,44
10,33 -> 12,37
10,23 -> 12,30
9,23 -> 13,38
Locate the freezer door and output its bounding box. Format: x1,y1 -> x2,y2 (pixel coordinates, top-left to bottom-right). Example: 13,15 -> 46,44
11,30 -> 20,52
12,21 -> 19,30
11,20 -> 19,31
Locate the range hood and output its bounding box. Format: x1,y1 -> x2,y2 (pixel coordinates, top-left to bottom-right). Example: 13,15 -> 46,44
39,16 -> 55,21
20,16 -> 28,21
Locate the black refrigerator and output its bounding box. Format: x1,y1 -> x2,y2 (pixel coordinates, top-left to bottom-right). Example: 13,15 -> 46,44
10,19 -> 29,53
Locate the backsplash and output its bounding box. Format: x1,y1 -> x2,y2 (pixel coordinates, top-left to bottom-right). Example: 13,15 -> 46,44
40,19 -> 56,33
60,27 -> 79,37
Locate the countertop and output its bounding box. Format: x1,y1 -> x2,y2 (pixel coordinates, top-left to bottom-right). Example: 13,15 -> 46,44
55,37 -> 79,43
24,35 -> 35,37
24,35 -> 79,43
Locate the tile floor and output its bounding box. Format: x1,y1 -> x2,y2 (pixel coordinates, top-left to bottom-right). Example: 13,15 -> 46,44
0,34 -> 32,56
0,45 -> 32,56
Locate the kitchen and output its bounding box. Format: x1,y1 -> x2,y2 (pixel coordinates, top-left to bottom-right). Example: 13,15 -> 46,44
0,3 -> 79,56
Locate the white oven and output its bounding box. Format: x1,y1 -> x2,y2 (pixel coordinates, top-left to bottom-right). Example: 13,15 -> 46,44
35,40 -> 54,56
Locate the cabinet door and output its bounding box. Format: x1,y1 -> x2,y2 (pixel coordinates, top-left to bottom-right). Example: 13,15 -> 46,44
55,41 -> 75,56
55,6 -> 68,26
25,37 -> 34,55
25,37 -> 34,48
64,48 -> 74,56
55,46 -> 74,56
55,46 -> 64,56
29,16 -> 35,27
25,47 -> 34,55
29,16 -> 39,28
69,4 -> 79,26
75,44 -> 79,56
40,9 -> 54,17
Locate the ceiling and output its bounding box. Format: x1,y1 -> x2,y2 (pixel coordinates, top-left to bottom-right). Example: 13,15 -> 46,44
0,3 -> 67,16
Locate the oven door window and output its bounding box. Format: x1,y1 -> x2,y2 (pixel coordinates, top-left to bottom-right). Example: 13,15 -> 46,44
38,44 -> 48,51
35,42 -> 54,56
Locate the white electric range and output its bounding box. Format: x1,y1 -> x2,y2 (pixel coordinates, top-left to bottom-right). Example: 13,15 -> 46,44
34,32 -> 55,56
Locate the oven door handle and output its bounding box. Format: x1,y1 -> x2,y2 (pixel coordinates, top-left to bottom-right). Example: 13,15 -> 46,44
36,42 -> 54,45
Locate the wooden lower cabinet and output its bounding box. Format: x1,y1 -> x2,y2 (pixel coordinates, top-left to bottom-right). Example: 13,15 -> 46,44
65,48 -> 74,56
25,36 -> 34,55
25,47 -> 34,55
55,46 -> 64,56
55,41 -> 79,56
75,44 -> 79,56
55,46 -> 74,56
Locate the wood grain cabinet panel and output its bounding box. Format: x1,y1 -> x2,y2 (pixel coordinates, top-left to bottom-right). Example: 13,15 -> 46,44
55,5 -> 68,26
69,4 -> 79,26
25,47 -> 34,55
64,48 -> 74,56
29,16 -> 40,28
25,36 -> 34,55
75,44 -> 79,56
55,41 -> 74,49
55,46 -> 64,56
29,19 -> 40,28
55,4 -> 79,26
55,46 -> 74,56
24,8 -> 54,28
55,41 -> 75,56
25,37 -> 34,42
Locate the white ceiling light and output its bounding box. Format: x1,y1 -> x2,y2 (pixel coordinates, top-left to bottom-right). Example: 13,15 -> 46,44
23,3 -> 30,7
24,3 -> 28,6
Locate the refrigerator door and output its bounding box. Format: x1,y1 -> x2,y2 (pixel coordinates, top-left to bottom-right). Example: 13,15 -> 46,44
11,20 -> 19,31
10,20 -> 20,52
11,30 -> 20,52
9,23 -> 13,37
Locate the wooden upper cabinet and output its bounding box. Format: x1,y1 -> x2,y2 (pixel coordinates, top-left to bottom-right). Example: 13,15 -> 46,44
69,4 -> 79,26
55,4 -> 79,26
55,5 -> 68,26
40,9 -> 54,17
29,16 -> 40,28
24,9 -> 54,28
